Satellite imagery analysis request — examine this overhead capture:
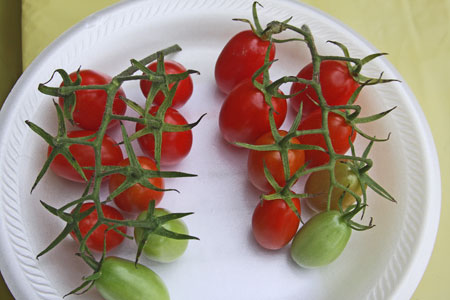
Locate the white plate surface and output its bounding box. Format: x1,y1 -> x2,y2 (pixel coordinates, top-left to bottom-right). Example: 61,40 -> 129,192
0,0 -> 441,300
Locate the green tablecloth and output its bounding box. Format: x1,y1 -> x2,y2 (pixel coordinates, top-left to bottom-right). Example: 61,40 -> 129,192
1,0 -> 449,299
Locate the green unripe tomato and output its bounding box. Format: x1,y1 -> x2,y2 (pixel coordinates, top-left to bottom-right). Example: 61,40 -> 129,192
290,210 -> 351,268
95,256 -> 170,300
135,208 -> 189,263
304,160 -> 362,212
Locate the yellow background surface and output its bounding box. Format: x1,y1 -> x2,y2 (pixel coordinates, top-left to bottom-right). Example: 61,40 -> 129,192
1,0 -> 449,299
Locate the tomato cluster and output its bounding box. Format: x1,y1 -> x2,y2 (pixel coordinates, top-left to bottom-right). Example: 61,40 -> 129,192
215,2 -> 395,267
29,46 -> 203,299
214,10 -> 352,252
49,60 -> 196,255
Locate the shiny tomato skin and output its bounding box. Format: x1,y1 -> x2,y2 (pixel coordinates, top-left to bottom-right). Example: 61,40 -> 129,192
59,69 -> 127,130
70,203 -> 126,252
48,130 -> 123,183
140,60 -> 193,109
136,106 -> 192,166
290,61 -> 360,117
248,130 -> 305,192
108,156 -> 164,213
252,196 -> 301,250
215,30 -> 276,94
95,256 -> 170,300
298,110 -> 356,168
219,79 -> 287,145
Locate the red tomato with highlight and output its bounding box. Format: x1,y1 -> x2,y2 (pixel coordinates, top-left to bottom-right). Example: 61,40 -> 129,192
290,61 -> 360,118
59,69 -> 127,130
70,203 -> 126,252
219,79 -> 287,145
48,130 -> 123,183
136,106 -> 192,166
252,195 -> 301,250
298,110 -> 356,168
140,60 -> 193,108
108,156 -> 165,213
247,130 -> 305,192
215,30 -> 275,94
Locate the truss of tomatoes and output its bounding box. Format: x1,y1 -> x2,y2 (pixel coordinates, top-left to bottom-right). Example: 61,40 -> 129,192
27,46 -> 205,299
215,2 -> 396,268
49,60 -> 197,252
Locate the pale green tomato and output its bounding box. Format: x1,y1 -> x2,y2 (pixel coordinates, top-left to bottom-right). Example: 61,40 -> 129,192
304,160 -> 362,212
135,208 -> 189,263
95,256 -> 170,300
290,210 -> 351,268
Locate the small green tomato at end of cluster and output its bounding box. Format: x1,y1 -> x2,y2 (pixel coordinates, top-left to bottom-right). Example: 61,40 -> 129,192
134,208 -> 189,263
290,210 -> 351,268
95,256 -> 170,300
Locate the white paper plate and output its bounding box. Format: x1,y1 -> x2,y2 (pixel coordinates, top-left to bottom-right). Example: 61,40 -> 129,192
0,0 -> 441,299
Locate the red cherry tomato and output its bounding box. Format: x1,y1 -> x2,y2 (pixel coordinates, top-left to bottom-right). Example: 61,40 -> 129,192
219,79 -> 287,145
247,130 -> 305,192
48,130 -> 123,183
70,203 -> 126,252
136,106 -> 193,166
108,156 -> 165,213
252,195 -> 301,250
298,110 -> 356,168
215,30 -> 275,94
59,69 -> 127,130
289,61 -> 360,118
140,60 -> 193,109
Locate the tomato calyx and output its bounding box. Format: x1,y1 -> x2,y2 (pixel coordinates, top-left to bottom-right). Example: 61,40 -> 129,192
26,102 -> 95,190
259,161 -> 306,220
329,105 -> 396,143
133,200 -> 199,265
326,40 -> 400,86
126,104 -> 205,169
131,51 -> 199,109
340,204 -> 374,231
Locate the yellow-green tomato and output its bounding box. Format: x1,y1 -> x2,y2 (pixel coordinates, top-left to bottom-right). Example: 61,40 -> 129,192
304,160 -> 362,212
135,208 -> 189,263
95,256 -> 170,300
290,210 -> 351,268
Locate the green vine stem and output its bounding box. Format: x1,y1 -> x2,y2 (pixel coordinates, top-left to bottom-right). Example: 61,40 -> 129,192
232,1 -> 301,43
26,44 -> 202,294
